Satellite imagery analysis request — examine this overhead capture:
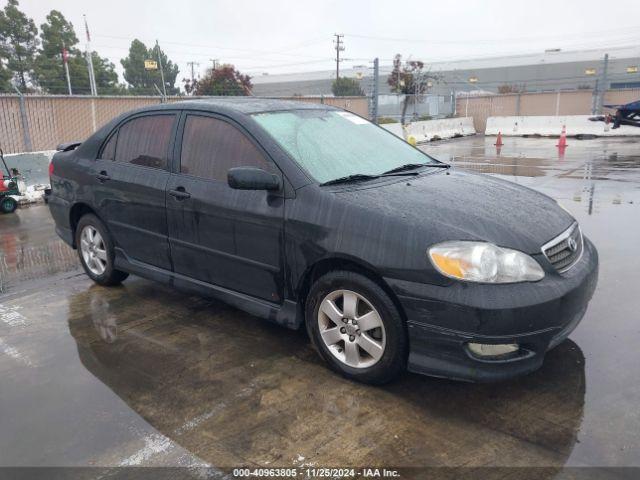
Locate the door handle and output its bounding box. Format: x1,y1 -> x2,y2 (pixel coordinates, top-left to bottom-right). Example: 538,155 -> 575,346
169,188 -> 191,200
96,171 -> 110,182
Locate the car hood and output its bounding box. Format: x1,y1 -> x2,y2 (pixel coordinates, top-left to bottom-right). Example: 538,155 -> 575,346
333,169 -> 574,254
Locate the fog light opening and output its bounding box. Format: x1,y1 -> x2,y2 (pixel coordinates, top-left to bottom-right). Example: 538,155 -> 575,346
467,342 -> 519,358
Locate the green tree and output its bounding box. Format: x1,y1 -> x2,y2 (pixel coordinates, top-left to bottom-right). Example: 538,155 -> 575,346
331,76 -> 364,96
33,10 -> 77,93
387,54 -> 439,125
34,10 -> 121,95
89,52 -> 122,94
0,0 -> 39,91
121,39 -> 179,95
0,62 -> 11,91
190,64 -> 252,96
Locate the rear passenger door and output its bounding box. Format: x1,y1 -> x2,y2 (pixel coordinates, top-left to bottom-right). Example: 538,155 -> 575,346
166,113 -> 285,303
93,112 -> 177,270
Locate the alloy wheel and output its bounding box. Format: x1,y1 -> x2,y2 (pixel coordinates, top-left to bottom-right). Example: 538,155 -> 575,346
80,225 -> 108,276
317,289 -> 386,368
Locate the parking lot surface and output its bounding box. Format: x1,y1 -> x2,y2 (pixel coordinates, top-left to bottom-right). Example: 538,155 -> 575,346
1,136 -> 639,477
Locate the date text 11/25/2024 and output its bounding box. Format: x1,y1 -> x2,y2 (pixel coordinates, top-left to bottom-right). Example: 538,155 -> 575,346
232,467 -> 400,478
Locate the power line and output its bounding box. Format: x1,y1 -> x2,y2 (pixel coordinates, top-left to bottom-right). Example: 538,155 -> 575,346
92,33 -> 330,60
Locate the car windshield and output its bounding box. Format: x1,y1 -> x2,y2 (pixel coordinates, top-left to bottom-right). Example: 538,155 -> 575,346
252,109 -> 441,184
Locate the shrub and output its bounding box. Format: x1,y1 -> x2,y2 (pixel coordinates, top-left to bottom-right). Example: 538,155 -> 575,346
377,117 -> 398,124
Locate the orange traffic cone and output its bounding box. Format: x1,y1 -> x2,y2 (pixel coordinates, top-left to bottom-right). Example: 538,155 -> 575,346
494,131 -> 503,146
556,125 -> 568,148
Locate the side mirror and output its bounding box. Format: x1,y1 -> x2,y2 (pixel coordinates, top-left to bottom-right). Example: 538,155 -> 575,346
227,167 -> 281,191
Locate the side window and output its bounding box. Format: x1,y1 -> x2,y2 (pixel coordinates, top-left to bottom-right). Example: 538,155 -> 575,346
99,132 -> 117,160
114,114 -> 175,169
180,115 -> 272,181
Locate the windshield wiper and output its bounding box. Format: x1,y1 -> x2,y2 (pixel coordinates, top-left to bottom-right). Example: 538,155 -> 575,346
320,174 -> 380,186
382,162 -> 450,174
320,171 -> 419,186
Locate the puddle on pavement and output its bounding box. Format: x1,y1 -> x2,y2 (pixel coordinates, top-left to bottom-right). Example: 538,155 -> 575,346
2,278 -> 586,470
0,205 -> 79,293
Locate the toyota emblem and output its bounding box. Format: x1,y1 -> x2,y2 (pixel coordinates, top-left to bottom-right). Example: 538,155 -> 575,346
567,237 -> 577,252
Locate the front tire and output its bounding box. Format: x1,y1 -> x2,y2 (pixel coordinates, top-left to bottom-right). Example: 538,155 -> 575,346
75,214 -> 129,286
305,270 -> 407,384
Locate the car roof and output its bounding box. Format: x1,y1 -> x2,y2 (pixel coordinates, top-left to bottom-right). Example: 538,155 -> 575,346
133,97 -> 338,115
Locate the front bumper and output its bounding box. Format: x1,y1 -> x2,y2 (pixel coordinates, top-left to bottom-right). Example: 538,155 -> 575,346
387,237 -> 599,382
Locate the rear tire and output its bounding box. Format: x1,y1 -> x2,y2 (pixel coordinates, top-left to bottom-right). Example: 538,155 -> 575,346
305,270 -> 407,384
75,214 -> 129,286
0,197 -> 17,214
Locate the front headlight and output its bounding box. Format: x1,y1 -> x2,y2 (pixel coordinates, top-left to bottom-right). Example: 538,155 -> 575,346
428,241 -> 544,283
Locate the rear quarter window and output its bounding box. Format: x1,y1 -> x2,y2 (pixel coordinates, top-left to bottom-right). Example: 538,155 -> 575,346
114,114 -> 175,169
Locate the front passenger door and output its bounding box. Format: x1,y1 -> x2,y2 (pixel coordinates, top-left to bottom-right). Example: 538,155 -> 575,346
166,113 -> 285,303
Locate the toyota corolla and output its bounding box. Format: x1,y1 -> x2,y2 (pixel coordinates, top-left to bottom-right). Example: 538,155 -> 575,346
48,99 -> 598,384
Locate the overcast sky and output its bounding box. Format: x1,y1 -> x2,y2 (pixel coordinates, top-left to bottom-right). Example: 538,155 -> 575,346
16,0 -> 640,82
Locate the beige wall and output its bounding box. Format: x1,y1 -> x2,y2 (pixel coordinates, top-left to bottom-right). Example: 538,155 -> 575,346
0,95 -> 369,154
456,89 -> 640,132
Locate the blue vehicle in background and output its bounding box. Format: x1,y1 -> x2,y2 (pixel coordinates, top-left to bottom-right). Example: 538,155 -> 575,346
590,99 -> 640,128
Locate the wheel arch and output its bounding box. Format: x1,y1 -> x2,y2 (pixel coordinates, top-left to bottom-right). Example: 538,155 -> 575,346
69,203 -> 102,248
295,255 -> 408,327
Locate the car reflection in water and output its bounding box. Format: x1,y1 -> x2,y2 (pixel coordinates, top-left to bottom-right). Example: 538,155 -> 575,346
66,281 -> 586,473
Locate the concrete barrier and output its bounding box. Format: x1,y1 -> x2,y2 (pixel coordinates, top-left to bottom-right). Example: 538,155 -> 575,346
4,151 -> 54,204
405,117 -> 476,143
381,123 -> 404,138
485,115 -> 640,137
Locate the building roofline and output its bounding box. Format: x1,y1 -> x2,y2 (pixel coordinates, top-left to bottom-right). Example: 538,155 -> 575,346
252,45 -> 640,84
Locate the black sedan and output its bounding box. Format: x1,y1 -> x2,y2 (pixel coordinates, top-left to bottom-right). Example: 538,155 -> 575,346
48,99 -> 598,384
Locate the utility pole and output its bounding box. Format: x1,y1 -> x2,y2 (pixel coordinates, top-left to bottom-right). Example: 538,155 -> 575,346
83,15 -> 97,95
156,40 -> 167,97
62,40 -> 72,95
591,79 -> 599,114
371,57 -> 379,123
334,34 -> 344,81
209,59 -> 219,71
186,61 -> 200,84
598,53 -> 609,114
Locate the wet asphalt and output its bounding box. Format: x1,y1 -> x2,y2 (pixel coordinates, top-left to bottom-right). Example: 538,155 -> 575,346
0,135 -> 638,477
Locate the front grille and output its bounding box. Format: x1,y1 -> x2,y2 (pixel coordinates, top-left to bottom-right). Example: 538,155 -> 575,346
542,223 -> 583,273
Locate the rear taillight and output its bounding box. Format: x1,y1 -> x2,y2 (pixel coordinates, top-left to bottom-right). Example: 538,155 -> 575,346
49,160 -> 54,177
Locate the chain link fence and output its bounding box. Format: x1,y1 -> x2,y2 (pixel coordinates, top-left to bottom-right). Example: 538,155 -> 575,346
0,94 -> 369,154
374,94 -> 454,122
455,88 -> 640,132
2,88 -> 638,154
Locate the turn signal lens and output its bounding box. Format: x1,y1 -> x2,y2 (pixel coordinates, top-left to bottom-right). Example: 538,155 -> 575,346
430,253 -> 466,278
428,241 -> 544,283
